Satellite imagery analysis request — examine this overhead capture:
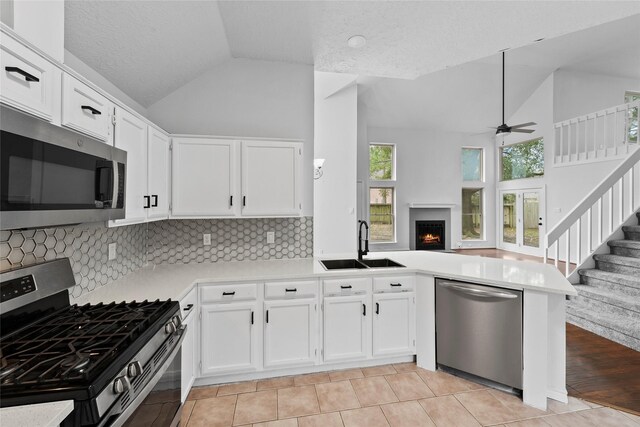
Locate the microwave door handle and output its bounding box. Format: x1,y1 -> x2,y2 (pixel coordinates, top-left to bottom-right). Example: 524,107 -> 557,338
111,160 -> 119,208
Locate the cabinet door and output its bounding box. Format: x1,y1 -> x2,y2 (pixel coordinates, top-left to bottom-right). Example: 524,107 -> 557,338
61,73 -> 113,142
241,141 -> 301,216
111,107 -> 147,225
323,294 -> 368,362
181,312 -> 196,402
373,293 -> 415,357
172,138 -> 237,217
264,298 -> 316,368
147,128 -> 170,220
200,302 -> 258,376
0,35 -> 55,121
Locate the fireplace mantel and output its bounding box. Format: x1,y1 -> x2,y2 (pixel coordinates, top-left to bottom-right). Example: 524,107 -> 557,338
408,203 -> 456,209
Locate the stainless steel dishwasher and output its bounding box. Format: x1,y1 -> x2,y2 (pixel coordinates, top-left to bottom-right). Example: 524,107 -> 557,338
435,278 -> 523,390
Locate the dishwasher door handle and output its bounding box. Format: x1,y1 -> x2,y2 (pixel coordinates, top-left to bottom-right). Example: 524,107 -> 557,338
439,282 -> 518,299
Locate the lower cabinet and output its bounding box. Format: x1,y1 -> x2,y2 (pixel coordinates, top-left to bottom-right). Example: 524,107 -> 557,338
200,301 -> 259,376
181,309 -> 196,402
323,294 -> 369,362
264,298 -> 317,368
372,292 -> 416,357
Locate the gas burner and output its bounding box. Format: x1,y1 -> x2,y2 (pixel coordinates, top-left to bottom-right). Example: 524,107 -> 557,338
61,353 -> 91,371
0,363 -> 18,380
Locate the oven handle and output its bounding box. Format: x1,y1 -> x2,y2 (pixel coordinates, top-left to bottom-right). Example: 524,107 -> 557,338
102,327 -> 185,427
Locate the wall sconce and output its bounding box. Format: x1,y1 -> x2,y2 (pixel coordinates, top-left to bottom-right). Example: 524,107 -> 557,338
314,158 -> 325,180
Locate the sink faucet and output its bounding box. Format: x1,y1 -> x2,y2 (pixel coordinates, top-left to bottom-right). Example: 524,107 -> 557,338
358,220 -> 369,260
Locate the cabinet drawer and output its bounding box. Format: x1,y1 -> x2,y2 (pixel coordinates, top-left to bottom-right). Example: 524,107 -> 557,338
62,73 -> 113,142
265,280 -> 317,299
180,287 -> 197,319
200,283 -> 257,303
323,278 -> 371,296
373,276 -> 415,293
0,36 -> 55,120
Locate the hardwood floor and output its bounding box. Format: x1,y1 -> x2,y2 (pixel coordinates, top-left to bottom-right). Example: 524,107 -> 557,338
456,248 -> 639,416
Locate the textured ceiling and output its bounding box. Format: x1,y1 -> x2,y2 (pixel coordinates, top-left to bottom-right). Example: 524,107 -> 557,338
359,14 -> 640,133
219,1 -> 640,79
64,0 -> 230,107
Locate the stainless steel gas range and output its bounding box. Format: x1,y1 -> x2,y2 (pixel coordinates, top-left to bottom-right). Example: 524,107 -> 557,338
0,259 -> 185,427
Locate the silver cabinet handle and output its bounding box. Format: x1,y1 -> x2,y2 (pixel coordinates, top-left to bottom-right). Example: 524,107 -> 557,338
439,282 -> 518,299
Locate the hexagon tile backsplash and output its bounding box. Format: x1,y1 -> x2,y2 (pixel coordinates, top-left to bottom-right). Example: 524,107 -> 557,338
147,217 -> 313,264
1,217 -> 313,299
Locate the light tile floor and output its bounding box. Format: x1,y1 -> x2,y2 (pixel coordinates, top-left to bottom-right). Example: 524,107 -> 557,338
182,362 -> 640,427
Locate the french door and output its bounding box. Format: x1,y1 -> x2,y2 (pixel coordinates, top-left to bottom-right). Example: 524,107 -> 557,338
499,188 -> 545,256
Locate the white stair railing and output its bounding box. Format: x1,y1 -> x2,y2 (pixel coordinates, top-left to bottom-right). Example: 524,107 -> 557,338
545,147 -> 640,277
554,100 -> 639,165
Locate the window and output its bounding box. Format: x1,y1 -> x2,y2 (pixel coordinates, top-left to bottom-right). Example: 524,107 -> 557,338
369,144 -> 394,180
500,138 -> 544,181
462,148 -> 483,181
462,188 -> 483,240
369,187 -> 394,242
625,91 -> 639,143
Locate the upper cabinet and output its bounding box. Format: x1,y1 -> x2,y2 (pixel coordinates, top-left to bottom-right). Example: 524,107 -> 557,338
147,128 -> 171,220
61,73 -> 113,143
0,35 -> 56,121
172,137 -> 237,217
241,141 -> 302,216
171,137 -> 302,218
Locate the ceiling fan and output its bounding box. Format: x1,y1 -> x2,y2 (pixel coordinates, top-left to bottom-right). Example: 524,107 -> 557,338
491,51 -> 536,136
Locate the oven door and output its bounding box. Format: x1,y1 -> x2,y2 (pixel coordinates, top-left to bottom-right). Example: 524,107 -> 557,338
0,106 -> 126,229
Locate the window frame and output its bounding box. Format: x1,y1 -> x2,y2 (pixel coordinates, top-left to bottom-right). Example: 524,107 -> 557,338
368,142 -> 397,243
461,146 -> 484,184
499,137 -> 545,182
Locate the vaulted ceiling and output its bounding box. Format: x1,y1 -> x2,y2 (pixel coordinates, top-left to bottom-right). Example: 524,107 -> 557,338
64,1 -> 640,109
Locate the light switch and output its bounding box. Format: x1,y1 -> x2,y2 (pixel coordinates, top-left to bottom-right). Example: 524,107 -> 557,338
267,231 -> 275,244
108,243 -> 117,260
203,234 -> 211,246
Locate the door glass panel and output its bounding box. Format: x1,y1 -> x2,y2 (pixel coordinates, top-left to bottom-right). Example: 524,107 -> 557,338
502,193 -> 517,244
523,192 -> 540,247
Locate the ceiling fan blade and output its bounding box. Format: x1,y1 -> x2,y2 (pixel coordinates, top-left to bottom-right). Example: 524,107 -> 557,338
511,122 -> 537,128
511,128 -> 535,133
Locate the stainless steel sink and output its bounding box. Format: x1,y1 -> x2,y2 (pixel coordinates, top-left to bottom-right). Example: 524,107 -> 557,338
360,258 -> 405,268
320,259 -> 368,270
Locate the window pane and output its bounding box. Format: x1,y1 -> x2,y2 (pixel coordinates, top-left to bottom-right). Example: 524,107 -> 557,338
501,138 -> 544,181
369,145 -> 394,180
523,192 -> 540,248
502,193 -> 516,244
625,92 -> 639,144
370,187 -> 394,241
462,148 -> 482,181
462,188 -> 483,240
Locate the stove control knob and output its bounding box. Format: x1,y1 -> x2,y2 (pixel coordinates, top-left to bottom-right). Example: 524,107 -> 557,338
165,321 -> 176,335
172,315 -> 182,329
127,361 -> 143,378
113,376 -> 130,394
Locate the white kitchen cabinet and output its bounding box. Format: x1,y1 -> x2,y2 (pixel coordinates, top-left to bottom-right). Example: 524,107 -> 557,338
171,137 -> 237,217
61,73 -> 113,143
372,292 -> 415,357
264,298 -> 317,368
110,107 -> 148,225
146,127 -> 171,220
200,301 -> 259,376
0,34 -> 56,121
181,304 -> 196,402
241,141 -> 302,216
323,294 -> 369,362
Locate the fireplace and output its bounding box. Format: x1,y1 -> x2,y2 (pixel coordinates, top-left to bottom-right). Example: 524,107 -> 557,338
415,220 -> 445,251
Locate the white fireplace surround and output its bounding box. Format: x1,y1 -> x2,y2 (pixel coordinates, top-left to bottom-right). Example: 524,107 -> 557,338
409,205 -> 453,251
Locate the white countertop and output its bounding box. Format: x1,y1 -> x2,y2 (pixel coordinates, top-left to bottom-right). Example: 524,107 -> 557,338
0,400 -> 74,427
73,250 -> 576,305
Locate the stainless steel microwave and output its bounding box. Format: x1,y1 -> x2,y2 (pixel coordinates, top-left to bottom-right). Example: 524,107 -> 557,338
0,106 -> 126,230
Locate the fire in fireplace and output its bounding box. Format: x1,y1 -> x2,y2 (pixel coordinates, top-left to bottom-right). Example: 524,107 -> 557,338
415,220 -> 445,251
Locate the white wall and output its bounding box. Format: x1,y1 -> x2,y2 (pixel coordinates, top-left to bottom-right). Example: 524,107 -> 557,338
64,50 -> 149,118
362,126 -> 496,251
10,0 -> 64,62
314,72 -> 358,256
554,69 -> 640,122
148,58 -> 314,216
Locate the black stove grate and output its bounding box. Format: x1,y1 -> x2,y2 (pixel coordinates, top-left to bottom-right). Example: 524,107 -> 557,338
0,300 -> 174,388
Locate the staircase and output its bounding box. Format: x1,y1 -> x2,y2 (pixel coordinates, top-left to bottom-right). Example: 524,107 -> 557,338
568,211 -> 640,351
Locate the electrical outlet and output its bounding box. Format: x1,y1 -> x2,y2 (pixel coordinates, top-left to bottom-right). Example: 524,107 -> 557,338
203,234 -> 211,246
108,243 -> 117,260
266,231 -> 275,244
